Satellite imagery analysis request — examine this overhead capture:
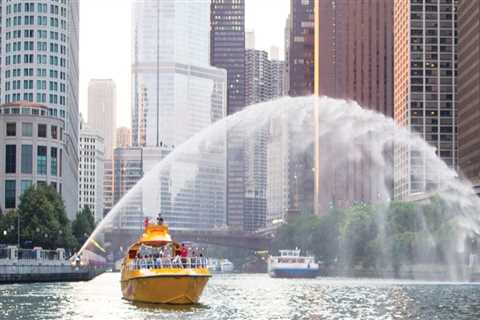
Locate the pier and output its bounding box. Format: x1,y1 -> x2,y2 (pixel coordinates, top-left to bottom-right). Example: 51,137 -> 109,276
0,246 -> 104,284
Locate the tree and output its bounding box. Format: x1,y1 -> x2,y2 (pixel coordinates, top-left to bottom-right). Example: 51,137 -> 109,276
0,210 -> 20,245
72,206 -> 96,247
16,185 -> 77,250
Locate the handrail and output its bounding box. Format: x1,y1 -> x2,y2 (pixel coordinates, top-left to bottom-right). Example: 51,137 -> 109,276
127,257 -> 208,271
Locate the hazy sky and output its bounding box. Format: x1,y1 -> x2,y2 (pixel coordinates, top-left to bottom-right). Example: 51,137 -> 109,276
79,0 -> 289,128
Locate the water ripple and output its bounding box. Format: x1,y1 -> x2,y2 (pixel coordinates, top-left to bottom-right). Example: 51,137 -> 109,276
1,274 -> 480,319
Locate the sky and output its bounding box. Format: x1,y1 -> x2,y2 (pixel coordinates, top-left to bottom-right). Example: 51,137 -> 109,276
79,0 -> 290,128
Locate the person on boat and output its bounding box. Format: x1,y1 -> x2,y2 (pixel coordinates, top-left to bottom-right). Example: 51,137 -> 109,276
156,213 -> 164,225
180,244 -> 188,268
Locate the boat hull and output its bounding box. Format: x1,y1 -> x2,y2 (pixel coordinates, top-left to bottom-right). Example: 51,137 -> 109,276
121,274 -> 210,304
270,268 -> 319,279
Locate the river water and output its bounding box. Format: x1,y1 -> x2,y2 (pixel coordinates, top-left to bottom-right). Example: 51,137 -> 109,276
1,273 -> 480,319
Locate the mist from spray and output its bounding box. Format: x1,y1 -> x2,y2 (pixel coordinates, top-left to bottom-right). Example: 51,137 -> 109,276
79,96 -> 480,279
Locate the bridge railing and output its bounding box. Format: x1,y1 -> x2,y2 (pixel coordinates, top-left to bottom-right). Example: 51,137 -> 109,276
126,256 -> 208,271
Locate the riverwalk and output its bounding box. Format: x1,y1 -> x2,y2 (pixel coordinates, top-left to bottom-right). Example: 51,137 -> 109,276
0,246 -> 104,284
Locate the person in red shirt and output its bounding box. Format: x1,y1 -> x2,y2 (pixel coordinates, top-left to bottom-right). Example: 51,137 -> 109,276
180,244 -> 188,268
180,244 -> 188,257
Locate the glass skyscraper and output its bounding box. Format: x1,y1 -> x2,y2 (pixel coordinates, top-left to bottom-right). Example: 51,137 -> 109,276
130,0 -> 227,230
394,0 -> 457,200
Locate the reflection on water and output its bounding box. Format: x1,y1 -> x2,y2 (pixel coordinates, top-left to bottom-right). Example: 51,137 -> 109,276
1,273 -> 480,319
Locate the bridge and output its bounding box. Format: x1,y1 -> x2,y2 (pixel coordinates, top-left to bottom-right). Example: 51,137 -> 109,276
171,229 -> 274,250
104,226 -> 276,253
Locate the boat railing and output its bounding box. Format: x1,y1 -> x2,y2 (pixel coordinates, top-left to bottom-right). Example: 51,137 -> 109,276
127,256 -> 209,271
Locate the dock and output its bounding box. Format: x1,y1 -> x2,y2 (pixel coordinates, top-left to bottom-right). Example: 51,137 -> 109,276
0,246 -> 105,284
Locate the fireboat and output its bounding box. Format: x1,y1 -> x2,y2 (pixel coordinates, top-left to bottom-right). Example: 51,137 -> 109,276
120,215 -> 211,304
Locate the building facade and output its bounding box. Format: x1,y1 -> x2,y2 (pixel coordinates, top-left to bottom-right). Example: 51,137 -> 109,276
312,0 -> 394,212
87,79 -> 116,217
458,0 -> 480,189
285,0 -> 315,217
116,126 -> 131,148
79,119 -> 104,222
245,49 -> 272,106
210,0 -> 246,231
87,79 -> 116,160
0,103 -> 66,214
288,0 -> 314,97
113,147 -> 144,231
244,49 -> 287,231
0,1 -> 80,218
393,0 -> 457,200
131,0 -> 227,230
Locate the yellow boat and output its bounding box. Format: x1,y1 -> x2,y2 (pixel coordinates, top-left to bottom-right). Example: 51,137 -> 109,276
120,222 -> 211,304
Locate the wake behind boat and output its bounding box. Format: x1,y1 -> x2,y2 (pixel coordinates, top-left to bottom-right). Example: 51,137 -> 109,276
268,249 -> 319,278
120,216 -> 211,304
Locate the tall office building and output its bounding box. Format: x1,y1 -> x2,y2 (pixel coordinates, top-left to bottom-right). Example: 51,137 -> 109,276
244,49 -> 270,231
0,102 -> 65,214
313,0 -> 394,212
285,0 -> 315,217
458,0 -> 480,192
131,0 -> 227,230
284,15 -> 291,96
87,79 -> 116,216
245,29 -> 255,50
79,118 -> 104,223
210,0 -> 246,230
116,126 -> 131,148
271,60 -> 286,99
393,0 -> 457,200
288,0 -> 314,96
244,49 -> 287,231
245,49 -> 272,105
0,0 -> 79,219
87,79 -> 116,159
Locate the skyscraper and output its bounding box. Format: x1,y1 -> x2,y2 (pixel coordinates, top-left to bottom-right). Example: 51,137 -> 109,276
79,118 -> 104,223
210,0 -> 246,115
245,49 -> 272,105
210,0 -> 246,230
87,79 -> 116,216
313,0 -> 394,212
116,127 -> 131,148
0,102 -> 66,214
131,0 -> 227,230
285,0 -> 315,217
393,0 -> 457,200
245,29 -> 255,50
288,0 -> 314,96
87,79 -> 117,160
244,49 -> 287,231
284,14 -> 291,95
0,0 -> 79,218
458,0 -> 480,192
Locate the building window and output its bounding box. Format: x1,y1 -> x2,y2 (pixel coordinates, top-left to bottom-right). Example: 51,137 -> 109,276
21,144 -> 33,174
5,180 -> 16,209
5,145 -> 16,174
51,147 -> 57,176
22,122 -> 33,137
6,122 -> 16,136
51,125 -> 58,139
37,146 -> 47,175
20,180 -> 32,194
38,124 -> 47,138
59,149 -> 63,177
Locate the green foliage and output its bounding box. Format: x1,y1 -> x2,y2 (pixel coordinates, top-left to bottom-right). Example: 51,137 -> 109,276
271,196 -> 464,273
0,185 -> 77,250
72,206 -> 96,246
0,210 -> 20,244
